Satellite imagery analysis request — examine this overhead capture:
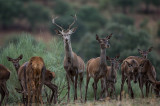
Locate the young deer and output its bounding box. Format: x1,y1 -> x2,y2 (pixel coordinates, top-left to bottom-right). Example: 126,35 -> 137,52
139,59 -> 160,97
0,64 -> 10,106
126,47 -> 155,97
138,47 -> 156,97
120,58 -> 140,100
53,14 -> 85,102
105,55 -> 122,98
7,55 -> 58,104
85,34 -> 112,102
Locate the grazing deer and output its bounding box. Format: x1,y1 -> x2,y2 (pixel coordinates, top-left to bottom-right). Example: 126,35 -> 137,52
26,56 -> 46,104
85,34 -> 112,102
120,58 -> 139,100
0,64 -> 10,106
53,14 -> 85,102
7,55 -> 58,104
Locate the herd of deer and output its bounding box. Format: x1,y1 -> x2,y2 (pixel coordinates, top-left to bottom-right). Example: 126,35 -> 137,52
0,14 -> 160,105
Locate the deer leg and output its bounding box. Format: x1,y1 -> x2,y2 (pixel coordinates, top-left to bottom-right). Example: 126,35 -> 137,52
139,76 -> 144,98
92,79 -> 98,101
0,86 -> 5,106
85,75 -> 90,102
127,77 -> 134,99
74,73 -> 78,101
1,82 -> 9,105
44,81 -> 58,104
66,74 -> 70,103
146,82 -> 150,97
120,75 -> 126,100
79,73 -> 83,102
100,78 -> 105,99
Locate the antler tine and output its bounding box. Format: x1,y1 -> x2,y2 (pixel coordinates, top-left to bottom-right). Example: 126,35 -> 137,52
52,16 -> 63,30
69,14 -> 77,29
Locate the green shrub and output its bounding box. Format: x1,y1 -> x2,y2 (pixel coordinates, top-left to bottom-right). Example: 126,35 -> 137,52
53,0 -> 73,15
112,14 -> 134,26
157,21 -> 160,37
24,2 -> 51,30
0,34 -> 65,103
78,6 -> 107,32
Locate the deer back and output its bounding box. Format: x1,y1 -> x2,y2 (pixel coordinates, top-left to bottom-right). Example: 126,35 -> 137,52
87,57 -> 102,78
0,64 -> 10,81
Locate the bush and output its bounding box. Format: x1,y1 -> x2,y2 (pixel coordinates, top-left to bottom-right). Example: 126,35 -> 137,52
24,2 -> 51,30
0,0 -> 24,29
112,14 -> 134,26
78,6 -> 107,32
53,0 -> 73,15
0,34 -> 65,103
157,21 -> 160,37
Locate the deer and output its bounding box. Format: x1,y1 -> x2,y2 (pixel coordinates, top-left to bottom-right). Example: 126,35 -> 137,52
7,55 -> 58,104
0,64 -> 10,106
26,56 -> 46,104
100,55 -> 122,99
52,14 -> 85,102
105,55 -> 122,98
126,47 -> 155,97
138,59 -> 160,97
120,58 -> 140,100
85,34 -> 112,102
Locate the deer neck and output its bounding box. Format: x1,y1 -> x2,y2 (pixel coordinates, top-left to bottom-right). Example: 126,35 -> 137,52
64,40 -> 73,63
14,64 -> 20,74
111,63 -> 116,77
100,48 -> 106,67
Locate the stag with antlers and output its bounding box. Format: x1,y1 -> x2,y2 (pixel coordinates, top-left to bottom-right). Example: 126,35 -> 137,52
53,14 -> 85,102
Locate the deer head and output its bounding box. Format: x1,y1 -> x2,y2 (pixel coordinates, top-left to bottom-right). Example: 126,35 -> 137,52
138,47 -> 153,58
125,60 -> 139,83
96,33 -> 112,49
106,54 -> 120,67
7,54 -> 23,71
53,14 -> 77,43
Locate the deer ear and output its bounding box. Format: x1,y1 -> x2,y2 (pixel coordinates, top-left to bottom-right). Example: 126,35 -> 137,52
138,49 -> 142,54
96,34 -> 101,42
119,59 -> 123,63
106,56 -> 110,60
18,54 -> 23,60
70,27 -> 77,33
55,29 -> 61,35
148,47 -> 153,52
7,56 -> 12,61
106,33 -> 112,39
115,54 -> 120,59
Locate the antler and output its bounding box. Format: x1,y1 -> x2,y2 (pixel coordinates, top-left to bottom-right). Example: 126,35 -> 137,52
68,14 -> 77,29
106,33 -> 113,39
52,16 -> 64,30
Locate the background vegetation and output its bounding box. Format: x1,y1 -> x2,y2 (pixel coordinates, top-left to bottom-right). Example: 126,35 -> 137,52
0,0 -> 160,104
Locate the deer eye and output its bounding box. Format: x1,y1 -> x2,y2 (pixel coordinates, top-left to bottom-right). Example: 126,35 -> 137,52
128,65 -> 132,67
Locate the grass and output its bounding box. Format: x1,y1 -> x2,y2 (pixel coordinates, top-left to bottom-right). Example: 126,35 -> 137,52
0,33 -> 158,105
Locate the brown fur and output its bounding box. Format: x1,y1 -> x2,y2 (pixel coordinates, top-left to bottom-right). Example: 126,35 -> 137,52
127,56 -> 156,97
0,64 -> 10,106
8,55 -> 57,104
26,56 -> 45,104
64,52 -> 85,102
120,58 -> 139,100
